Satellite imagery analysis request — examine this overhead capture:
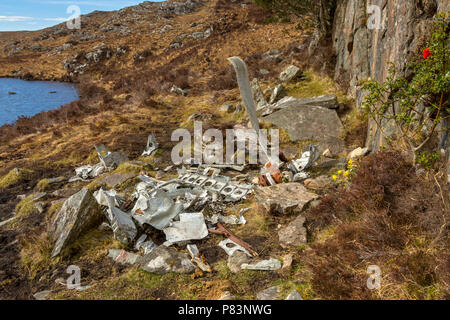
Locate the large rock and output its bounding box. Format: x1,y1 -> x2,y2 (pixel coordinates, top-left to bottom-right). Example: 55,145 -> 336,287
255,183 -> 319,215
138,246 -> 195,274
262,101 -> 344,144
101,151 -> 128,170
49,189 -> 103,257
285,290 -> 303,300
227,250 -> 251,274
278,216 -> 307,248
251,78 -> 268,110
257,286 -> 280,300
269,84 -> 287,104
279,65 -> 302,83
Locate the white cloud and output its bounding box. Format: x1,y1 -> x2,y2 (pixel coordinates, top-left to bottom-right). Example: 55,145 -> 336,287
42,17 -> 67,21
0,16 -> 68,23
0,16 -> 33,22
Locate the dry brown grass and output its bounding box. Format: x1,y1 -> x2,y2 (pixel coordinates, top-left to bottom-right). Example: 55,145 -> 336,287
303,151 -> 449,299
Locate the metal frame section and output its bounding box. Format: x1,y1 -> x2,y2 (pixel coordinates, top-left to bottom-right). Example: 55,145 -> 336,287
288,145 -> 319,174
176,172 -> 253,202
142,134 -> 159,157
218,239 -> 252,257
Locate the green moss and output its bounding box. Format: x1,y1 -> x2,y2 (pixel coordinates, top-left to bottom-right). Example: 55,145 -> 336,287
36,178 -> 51,191
85,180 -> 107,192
47,202 -> 64,222
114,162 -> 143,174
0,168 -> 34,188
285,70 -> 351,104
61,229 -> 122,261
52,267 -> 194,300
15,195 -> 39,220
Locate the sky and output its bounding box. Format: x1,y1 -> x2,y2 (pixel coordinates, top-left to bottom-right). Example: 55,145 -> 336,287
0,0 -> 163,31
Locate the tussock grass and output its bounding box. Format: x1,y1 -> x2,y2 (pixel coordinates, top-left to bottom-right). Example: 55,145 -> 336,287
0,168 -> 34,188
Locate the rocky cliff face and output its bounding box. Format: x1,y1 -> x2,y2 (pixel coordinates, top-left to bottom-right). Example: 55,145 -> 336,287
332,0 -> 449,151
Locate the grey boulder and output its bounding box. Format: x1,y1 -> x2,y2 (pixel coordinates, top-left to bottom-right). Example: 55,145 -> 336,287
269,84 -> 287,104
262,100 -> 344,143
255,183 -> 318,215
227,250 -> 251,274
257,286 -> 279,300
285,290 -> 303,300
49,189 -> 103,257
251,78 -> 268,110
279,65 -> 302,83
278,215 -> 307,247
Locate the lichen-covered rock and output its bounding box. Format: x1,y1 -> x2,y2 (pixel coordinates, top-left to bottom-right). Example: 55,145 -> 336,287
279,65 -> 302,83
269,84 -> 287,104
304,175 -> 333,191
255,183 -> 319,215
262,100 -> 344,144
227,250 -> 251,274
49,189 -> 103,257
347,147 -> 369,160
257,286 -> 279,300
251,78 -> 268,110
285,290 -> 303,300
278,216 -> 307,247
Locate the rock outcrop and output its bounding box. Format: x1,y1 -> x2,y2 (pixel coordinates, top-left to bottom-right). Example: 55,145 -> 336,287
255,183 -> 319,215
262,100 -> 344,152
332,0 -> 449,150
49,189 -> 103,257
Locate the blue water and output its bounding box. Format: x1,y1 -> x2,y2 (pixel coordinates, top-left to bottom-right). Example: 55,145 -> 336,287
0,78 -> 79,126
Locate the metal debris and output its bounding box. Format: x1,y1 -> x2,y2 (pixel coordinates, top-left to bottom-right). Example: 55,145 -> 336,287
228,56 -> 277,165
108,249 -> 141,265
241,258 -> 282,271
142,134 -> 159,157
288,145 -> 319,174
177,172 -> 252,202
187,244 -> 212,272
219,239 -> 252,257
211,223 -> 257,257
94,188 -> 124,207
206,208 -> 248,225
132,189 -> 183,230
95,144 -> 128,170
135,234 -> 158,255
94,188 -> 137,245
163,212 -> 208,243
70,145 -> 127,182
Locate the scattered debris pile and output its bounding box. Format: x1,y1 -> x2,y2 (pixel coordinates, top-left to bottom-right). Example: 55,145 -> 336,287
41,56 -> 361,299
70,145 -> 128,182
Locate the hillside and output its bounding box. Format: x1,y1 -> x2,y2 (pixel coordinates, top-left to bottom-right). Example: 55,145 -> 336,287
0,0 -> 448,300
